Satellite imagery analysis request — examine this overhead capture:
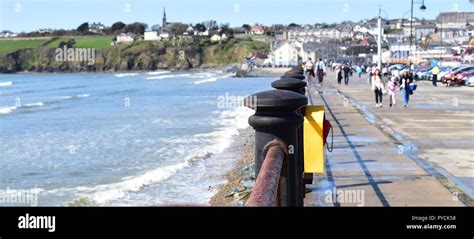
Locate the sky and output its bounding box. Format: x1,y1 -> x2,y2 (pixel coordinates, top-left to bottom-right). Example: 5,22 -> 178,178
0,0 -> 473,32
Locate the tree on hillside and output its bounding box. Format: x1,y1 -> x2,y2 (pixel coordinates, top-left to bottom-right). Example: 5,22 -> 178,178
124,22 -> 147,35
52,29 -> 68,36
110,21 -> 126,33
242,24 -> 251,33
77,22 -> 89,33
288,23 -> 300,29
151,24 -> 161,31
170,23 -> 188,36
220,23 -> 234,36
194,23 -> 206,32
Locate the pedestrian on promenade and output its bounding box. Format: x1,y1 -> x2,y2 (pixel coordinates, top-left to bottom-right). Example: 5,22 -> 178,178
304,57 -> 315,85
399,70 -> 412,108
387,76 -> 398,107
382,65 -> 389,77
343,63 -> 351,85
371,69 -> 385,107
336,65 -> 343,84
431,64 -> 440,87
315,58 -> 326,87
356,65 -> 363,78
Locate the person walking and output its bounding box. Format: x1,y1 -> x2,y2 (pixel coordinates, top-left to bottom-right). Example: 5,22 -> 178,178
399,70 -> 412,108
315,58 -> 326,87
431,64 -> 440,87
371,69 -> 385,107
336,65 -> 343,84
356,65 -> 363,78
343,63 -> 351,85
387,76 -> 398,107
304,57 -> 315,85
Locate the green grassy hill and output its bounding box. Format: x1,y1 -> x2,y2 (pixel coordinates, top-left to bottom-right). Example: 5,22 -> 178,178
47,36 -> 113,49
0,38 -> 49,53
0,36 -> 270,73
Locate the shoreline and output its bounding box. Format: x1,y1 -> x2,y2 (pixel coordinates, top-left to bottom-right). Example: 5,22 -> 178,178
2,65 -> 290,77
209,127 -> 255,206
0,64 -> 241,75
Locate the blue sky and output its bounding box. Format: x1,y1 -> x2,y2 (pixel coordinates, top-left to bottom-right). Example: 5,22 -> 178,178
0,0 -> 472,32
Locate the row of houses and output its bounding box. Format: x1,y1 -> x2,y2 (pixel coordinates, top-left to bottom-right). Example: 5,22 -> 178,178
116,9 -> 229,44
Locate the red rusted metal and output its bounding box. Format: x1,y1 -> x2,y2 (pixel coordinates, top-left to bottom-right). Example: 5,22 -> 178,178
247,140 -> 288,207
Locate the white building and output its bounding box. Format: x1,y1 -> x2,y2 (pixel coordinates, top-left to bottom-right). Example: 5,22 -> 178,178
250,25 -> 266,35
159,32 -> 170,39
270,41 -> 301,66
195,30 -> 209,36
287,27 -> 352,41
144,31 -> 160,41
210,34 -> 228,42
436,12 -> 474,29
116,33 -> 135,43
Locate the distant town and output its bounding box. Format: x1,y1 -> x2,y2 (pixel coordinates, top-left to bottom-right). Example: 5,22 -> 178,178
0,9 -> 473,72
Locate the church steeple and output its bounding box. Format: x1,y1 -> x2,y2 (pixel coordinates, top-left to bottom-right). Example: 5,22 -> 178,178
162,8 -> 167,31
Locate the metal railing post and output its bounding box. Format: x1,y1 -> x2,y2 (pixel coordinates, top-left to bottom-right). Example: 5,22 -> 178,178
271,77 -> 307,201
245,89 -> 307,207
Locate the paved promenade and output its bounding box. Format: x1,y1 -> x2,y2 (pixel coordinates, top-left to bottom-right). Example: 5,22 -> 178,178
304,72 -> 472,206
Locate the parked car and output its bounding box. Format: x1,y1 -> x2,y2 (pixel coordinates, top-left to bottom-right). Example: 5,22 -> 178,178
437,67 -> 452,82
464,75 -> 474,87
443,66 -> 474,86
459,71 -> 474,85
415,67 -> 432,80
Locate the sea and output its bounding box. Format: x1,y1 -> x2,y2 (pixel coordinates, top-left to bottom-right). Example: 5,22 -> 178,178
0,71 -> 276,206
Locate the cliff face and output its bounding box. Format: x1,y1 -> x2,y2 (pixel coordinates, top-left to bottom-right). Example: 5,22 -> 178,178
0,39 -> 269,73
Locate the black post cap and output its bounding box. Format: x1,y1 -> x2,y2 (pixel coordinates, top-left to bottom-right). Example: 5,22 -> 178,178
272,78 -> 307,93
246,89 -> 307,112
281,73 -> 305,80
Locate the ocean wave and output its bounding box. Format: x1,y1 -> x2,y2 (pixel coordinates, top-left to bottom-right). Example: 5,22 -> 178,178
0,81 -> 13,87
0,102 -> 44,115
188,72 -> 217,79
193,73 -> 233,85
194,77 -> 217,85
86,162 -> 189,204
61,107 -> 252,205
55,85 -> 87,91
0,94 -> 90,115
194,107 -> 253,153
147,71 -> 170,75
146,75 -> 176,80
51,94 -> 90,100
115,73 -> 139,78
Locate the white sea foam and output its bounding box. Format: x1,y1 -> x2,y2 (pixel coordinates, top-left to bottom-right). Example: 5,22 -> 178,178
146,75 -> 176,80
86,162 -> 189,204
64,106 -> 252,205
193,73 -> 233,85
0,106 -> 17,114
0,81 -> 13,87
53,94 -> 90,100
188,73 -> 216,79
0,102 -> 44,115
114,73 -> 139,78
194,77 -> 218,85
147,71 -> 170,75
23,102 -> 44,107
